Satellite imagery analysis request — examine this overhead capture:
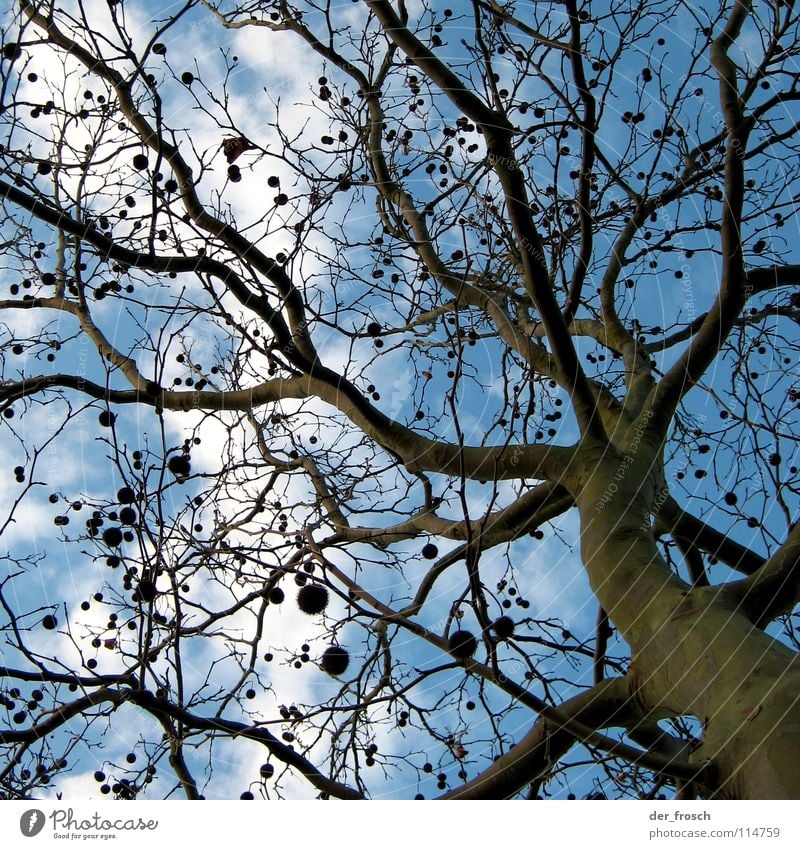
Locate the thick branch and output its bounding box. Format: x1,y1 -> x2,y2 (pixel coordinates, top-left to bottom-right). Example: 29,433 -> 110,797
729,522 -> 800,627
444,676 -> 695,799
364,0 -> 606,442
648,0 -> 753,427
311,542 -> 708,785
655,497 -> 765,576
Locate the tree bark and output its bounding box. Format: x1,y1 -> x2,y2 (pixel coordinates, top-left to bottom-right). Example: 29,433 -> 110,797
575,446 -> 800,798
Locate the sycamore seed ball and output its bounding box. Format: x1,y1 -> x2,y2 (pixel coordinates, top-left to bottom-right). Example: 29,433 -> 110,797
297,583 -> 329,615
493,615 -> 515,639
117,486 -> 135,504
102,526 -> 123,547
167,455 -> 191,477
320,645 -> 349,677
447,629 -> 478,659
138,579 -> 157,603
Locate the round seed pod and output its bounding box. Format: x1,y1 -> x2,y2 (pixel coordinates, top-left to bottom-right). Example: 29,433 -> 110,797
320,645 -> 349,677
421,543 -> 438,560
102,526 -> 123,547
2,43 -> 22,61
297,583 -> 329,615
447,629 -> 477,660
117,486 -> 135,504
167,455 -> 191,477
492,615 -> 515,639
138,579 -> 157,603
119,507 -> 137,525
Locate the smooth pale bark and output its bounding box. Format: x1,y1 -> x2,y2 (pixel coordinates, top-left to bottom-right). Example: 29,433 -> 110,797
573,442 -> 800,798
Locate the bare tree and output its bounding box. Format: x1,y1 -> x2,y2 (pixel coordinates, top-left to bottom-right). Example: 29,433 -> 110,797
1,0 -> 799,800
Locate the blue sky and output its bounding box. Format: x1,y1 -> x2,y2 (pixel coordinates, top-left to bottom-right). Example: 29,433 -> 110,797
0,0 -> 798,802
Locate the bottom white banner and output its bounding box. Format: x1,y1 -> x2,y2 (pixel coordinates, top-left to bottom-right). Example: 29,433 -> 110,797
1,800 -> 795,848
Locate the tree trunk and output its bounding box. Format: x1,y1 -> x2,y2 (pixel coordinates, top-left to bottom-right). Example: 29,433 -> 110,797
575,450 -> 800,798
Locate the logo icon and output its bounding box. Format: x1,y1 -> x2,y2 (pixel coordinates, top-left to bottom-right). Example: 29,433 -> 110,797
20,809 -> 46,837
